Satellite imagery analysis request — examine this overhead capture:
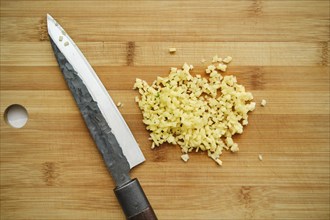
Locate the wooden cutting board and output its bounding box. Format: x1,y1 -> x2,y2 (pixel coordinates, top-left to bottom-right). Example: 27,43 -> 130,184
1,1 -> 329,219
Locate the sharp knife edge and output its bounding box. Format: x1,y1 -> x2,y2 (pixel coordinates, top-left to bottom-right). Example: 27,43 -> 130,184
47,14 -> 145,169
47,14 -> 157,219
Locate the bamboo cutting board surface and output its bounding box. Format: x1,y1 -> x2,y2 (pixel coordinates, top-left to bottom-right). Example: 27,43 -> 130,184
0,1 -> 329,219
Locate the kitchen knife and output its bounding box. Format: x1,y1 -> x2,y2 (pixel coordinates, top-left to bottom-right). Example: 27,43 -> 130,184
47,14 -> 157,220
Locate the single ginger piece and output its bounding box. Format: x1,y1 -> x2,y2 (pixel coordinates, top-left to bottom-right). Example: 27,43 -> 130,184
181,154 -> 190,162
133,57 -> 255,165
169,48 -> 176,53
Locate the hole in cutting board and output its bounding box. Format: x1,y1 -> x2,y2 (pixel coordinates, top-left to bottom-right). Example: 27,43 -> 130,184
4,104 -> 29,128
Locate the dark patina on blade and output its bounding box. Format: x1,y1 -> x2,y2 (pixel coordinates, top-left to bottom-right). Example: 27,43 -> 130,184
49,37 -> 130,187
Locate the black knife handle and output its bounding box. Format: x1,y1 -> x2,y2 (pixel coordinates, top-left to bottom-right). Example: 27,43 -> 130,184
114,178 -> 157,220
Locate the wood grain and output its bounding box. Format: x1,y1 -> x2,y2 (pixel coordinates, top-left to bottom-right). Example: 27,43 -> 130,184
1,1 -> 329,42
0,0 -> 329,220
1,42 -> 328,66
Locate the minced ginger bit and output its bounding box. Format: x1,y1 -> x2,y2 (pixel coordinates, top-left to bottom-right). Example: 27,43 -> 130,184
59,35 -> 63,42
64,41 -> 69,47
215,158 -> 223,166
134,60 -> 255,166
217,63 -> 227,72
169,48 -> 176,53
181,154 -> 190,162
242,119 -> 248,125
117,102 -> 123,107
212,55 -> 219,63
223,56 -> 233,64
212,55 -> 224,63
261,99 -> 267,107
258,154 -> 263,161
206,65 -> 216,74
230,143 -> 239,152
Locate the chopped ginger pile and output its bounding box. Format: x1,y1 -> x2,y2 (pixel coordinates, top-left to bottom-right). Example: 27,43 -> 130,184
133,56 -> 255,165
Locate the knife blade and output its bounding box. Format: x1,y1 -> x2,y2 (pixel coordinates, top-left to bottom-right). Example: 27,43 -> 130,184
47,14 -> 157,220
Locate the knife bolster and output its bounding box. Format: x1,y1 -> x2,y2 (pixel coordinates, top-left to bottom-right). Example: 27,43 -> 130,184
114,178 -> 157,220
